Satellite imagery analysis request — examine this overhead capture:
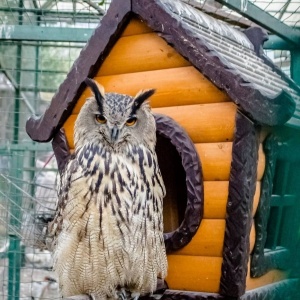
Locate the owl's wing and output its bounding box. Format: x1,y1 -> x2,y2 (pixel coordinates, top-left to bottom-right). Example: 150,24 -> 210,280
46,157 -> 82,251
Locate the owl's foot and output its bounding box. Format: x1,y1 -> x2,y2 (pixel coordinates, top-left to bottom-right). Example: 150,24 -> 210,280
115,289 -> 140,300
116,288 -> 130,300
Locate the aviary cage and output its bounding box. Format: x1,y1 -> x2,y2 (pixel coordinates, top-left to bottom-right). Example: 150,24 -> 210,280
0,0 -> 300,299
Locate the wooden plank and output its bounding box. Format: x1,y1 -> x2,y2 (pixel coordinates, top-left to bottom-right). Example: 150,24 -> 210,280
73,66 -> 231,114
196,142 -> 265,181
204,181 -> 228,219
204,181 -> 261,219
172,219 -> 225,257
196,142 -> 232,181
97,32 -> 191,76
121,17 -> 152,36
153,103 -> 237,143
166,255 -> 222,293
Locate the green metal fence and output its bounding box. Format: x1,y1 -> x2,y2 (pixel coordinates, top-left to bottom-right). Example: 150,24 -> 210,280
0,144 -> 58,299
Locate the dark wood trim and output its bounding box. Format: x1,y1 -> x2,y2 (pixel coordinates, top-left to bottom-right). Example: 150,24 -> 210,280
220,112 -> 260,297
251,134 -> 294,277
64,278 -> 300,299
132,0 -> 295,126
251,134 -> 279,277
26,0 -> 132,142
154,114 -> 203,251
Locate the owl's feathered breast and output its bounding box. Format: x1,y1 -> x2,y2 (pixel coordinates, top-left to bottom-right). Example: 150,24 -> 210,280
50,141 -> 166,297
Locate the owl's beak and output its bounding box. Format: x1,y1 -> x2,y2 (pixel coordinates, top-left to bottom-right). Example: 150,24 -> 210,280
110,126 -> 120,143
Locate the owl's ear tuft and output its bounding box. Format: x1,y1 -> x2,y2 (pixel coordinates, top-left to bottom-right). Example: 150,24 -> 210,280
132,89 -> 155,114
84,78 -> 105,114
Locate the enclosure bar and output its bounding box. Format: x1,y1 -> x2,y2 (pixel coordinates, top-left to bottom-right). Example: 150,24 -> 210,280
215,0 -> 300,46
0,7 -> 103,17
270,163 -> 290,250
0,144 -> 52,151
264,36 -> 298,50
0,25 -> 93,42
8,150 -> 24,299
291,50 -> 300,85
12,45 -> 22,143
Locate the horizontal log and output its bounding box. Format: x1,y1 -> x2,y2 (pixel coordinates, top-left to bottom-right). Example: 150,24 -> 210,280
197,142 -> 265,181
204,181 -> 229,219
173,219 -> 225,257
121,17 -> 152,36
154,103 -> 237,143
65,103 -> 237,149
196,143 -> 232,181
168,211 -> 255,259
166,255 -> 222,293
97,32 -> 190,76
204,181 -> 261,219
73,66 -> 231,114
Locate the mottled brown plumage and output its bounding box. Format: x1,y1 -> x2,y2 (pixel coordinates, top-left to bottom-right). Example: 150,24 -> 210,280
48,79 -> 167,299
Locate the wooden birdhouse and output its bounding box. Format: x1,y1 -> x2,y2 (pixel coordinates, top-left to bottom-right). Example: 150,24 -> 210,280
26,0 -> 300,299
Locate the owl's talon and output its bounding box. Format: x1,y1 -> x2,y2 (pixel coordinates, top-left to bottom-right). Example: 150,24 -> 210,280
117,288 -> 128,300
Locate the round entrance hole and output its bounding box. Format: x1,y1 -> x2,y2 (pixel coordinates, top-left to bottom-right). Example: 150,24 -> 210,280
154,114 -> 204,252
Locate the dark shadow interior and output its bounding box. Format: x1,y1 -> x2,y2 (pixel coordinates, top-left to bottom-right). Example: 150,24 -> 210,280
155,133 -> 187,233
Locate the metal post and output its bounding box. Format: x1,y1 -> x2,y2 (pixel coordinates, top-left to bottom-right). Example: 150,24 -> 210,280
9,0 -> 23,297
13,0 -> 23,144
8,151 -> 23,299
291,50 -> 300,85
13,44 -> 22,144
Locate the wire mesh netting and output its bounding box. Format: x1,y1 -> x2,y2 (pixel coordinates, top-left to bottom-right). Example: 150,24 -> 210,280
0,2 -> 111,298
0,147 -> 59,299
0,0 -> 299,299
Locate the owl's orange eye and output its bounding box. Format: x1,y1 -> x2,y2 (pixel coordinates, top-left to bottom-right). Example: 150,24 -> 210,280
95,114 -> 107,124
126,117 -> 137,126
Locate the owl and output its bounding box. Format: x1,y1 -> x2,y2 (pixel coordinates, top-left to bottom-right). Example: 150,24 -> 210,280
48,78 -> 167,300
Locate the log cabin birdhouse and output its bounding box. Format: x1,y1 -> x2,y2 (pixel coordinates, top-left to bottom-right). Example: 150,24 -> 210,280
26,0 -> 300,299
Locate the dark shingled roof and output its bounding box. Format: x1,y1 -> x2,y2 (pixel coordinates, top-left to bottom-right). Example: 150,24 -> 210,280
26,0 -> 300,142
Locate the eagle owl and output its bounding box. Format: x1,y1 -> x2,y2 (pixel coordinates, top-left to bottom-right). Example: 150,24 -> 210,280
49,78 -> 167,299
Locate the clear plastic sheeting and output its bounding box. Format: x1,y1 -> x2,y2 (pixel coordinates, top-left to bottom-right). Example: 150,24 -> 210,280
161,0 -> 300,100
162,0 -> 254,49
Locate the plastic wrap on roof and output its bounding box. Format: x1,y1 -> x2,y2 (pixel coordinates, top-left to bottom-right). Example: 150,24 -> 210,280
160,0 -> 300,127
161,0 -> 254,50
